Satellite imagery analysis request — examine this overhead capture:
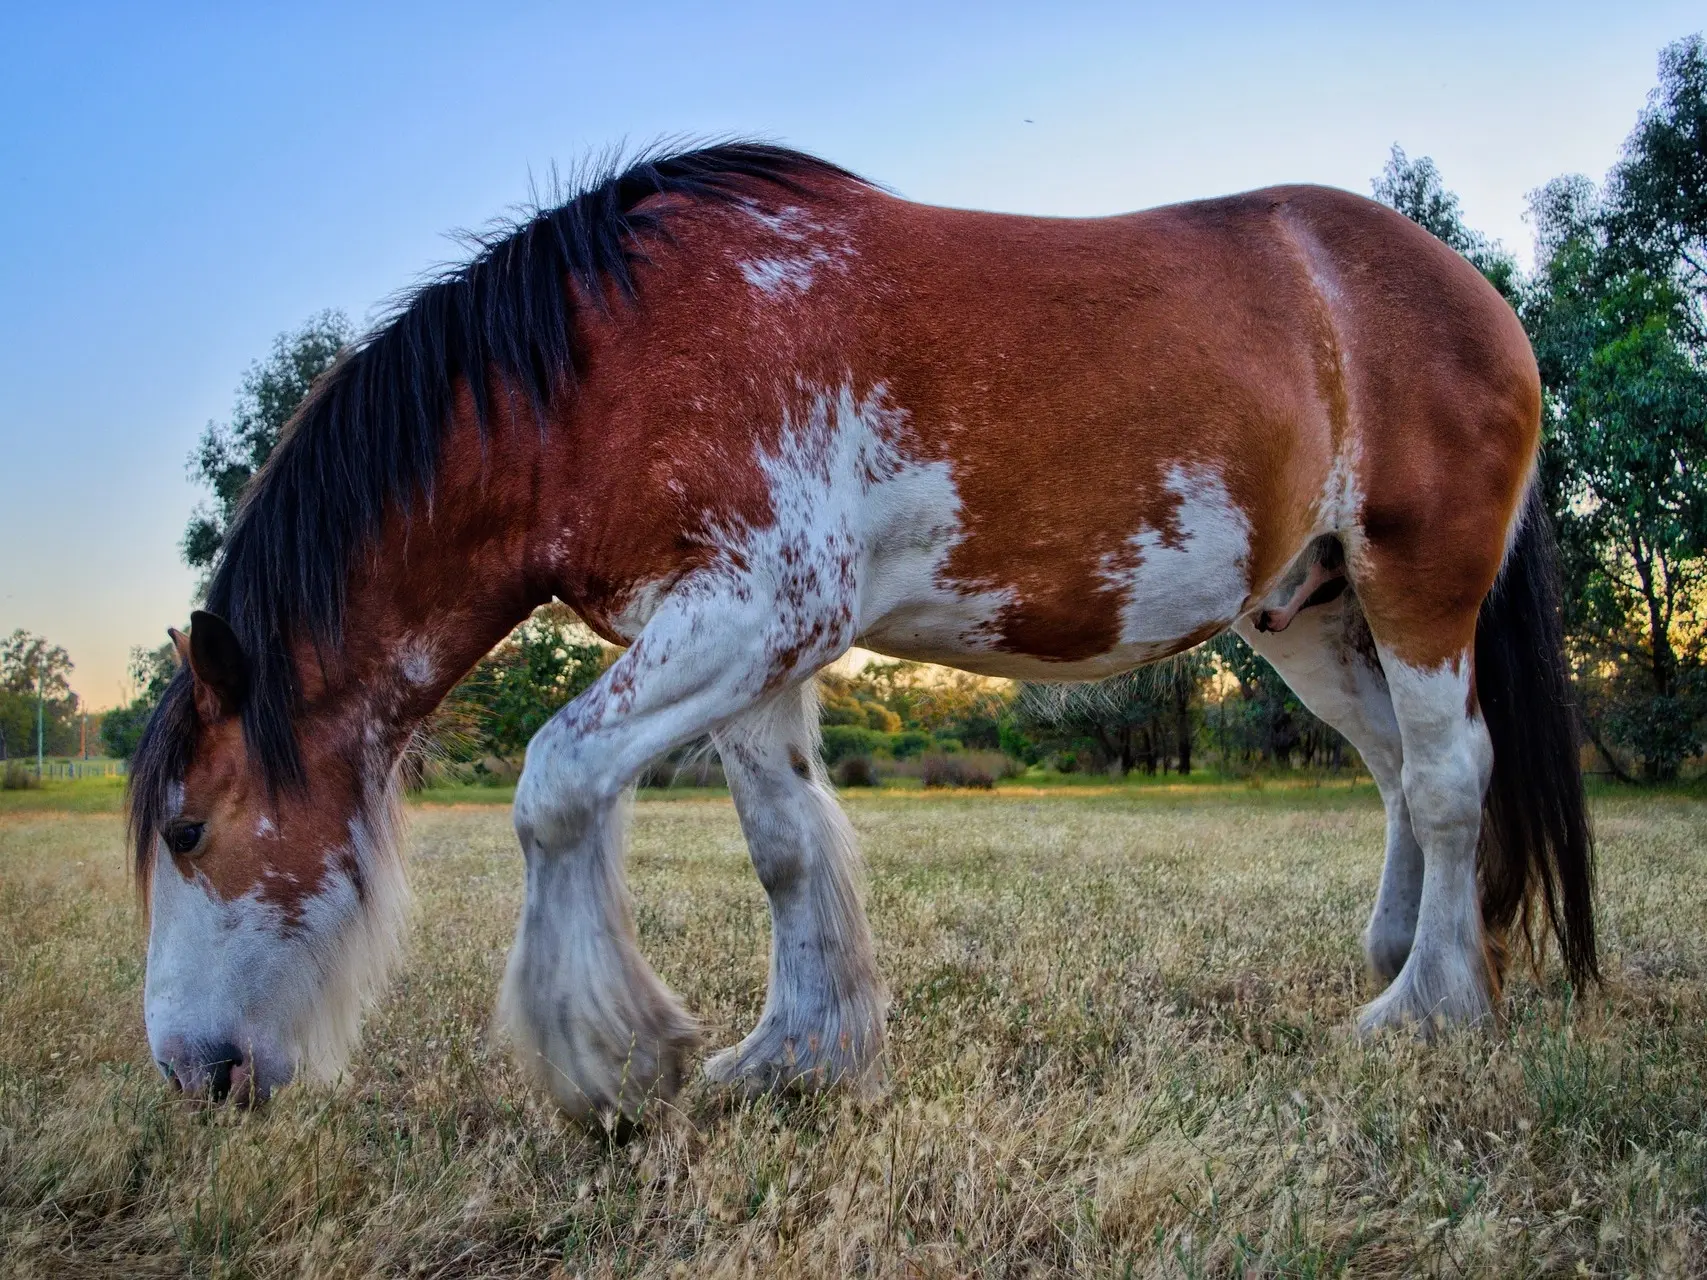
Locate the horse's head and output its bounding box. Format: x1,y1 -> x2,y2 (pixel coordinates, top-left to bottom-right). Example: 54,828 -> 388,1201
130,611 -> 406,1104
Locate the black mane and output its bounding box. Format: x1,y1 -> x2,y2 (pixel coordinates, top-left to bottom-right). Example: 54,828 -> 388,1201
130,142 -> 863,876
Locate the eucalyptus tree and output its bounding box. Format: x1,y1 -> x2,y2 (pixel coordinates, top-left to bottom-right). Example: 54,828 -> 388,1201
1523,35 -> 1707,779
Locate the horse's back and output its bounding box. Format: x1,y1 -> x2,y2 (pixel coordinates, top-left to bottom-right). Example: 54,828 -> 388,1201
567,176 -> 1540,674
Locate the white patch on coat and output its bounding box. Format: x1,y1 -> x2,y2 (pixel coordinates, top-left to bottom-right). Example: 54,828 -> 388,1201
737,204 -> 857,296
741,254 -> 828,294
1318,444 -> 1361,533
255,815 -> 277,839
701,381 -> 1013,667
1308,435 -> 1369,588
396,639 -> 436,689
854,453 -> 1017,663
1098,463 -> 1252,657
743,203 -> 823,241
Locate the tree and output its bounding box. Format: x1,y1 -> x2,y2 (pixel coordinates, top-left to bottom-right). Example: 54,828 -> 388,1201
1602,35 -> 1707,334
1522,36 -> 1707,779
1012,654 -> 1207,776
0,631 -> 79,759
818,661 -> 1010,753
818,672 -> 903,732
101,643 -> 179,759
1203,634 -> 1348,771
445,604 -> 609,760
1372,145 -> 1521,303
0,691 -> 34,763
183,311 -> 353,570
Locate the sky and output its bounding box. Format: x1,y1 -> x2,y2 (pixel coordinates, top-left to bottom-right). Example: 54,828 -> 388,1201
1,1 -> 1700,709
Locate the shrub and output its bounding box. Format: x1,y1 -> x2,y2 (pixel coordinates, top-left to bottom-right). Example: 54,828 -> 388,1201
920,754 -> 962,788
889,730 -> 932,759
920,753 -> 1001,790
474,756 -> 522,786
864,702 -> 902,733
836,755 -> 878,787
3,763 -> 40,790
820,690 -> 900,732
820,724 -> 891,764
635,745 -> 726,789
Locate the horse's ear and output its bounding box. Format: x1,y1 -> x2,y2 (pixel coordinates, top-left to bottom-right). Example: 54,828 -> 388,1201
185,611 -> 248,720
167,626 -> 191,669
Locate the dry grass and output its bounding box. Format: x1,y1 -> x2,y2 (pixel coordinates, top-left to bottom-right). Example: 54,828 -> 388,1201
2,786 -> 1704,1277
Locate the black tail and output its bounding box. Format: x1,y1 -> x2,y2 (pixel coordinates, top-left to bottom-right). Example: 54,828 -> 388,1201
1475,484 -> 1598,987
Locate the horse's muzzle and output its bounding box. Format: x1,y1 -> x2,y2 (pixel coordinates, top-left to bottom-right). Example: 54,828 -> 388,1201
155,1037 -> 264,1106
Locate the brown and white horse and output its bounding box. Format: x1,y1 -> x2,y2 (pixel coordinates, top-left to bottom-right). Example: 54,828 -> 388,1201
130,144 -> 1595,1115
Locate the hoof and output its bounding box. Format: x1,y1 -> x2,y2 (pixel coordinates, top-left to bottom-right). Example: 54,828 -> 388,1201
499,961 -> 700,1122
1356,952 -> 1492,1040
511,1014 -> 699,1122
702,1013 -> 884,1099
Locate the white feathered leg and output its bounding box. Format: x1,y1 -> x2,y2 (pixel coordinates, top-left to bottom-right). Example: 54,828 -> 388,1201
706,684 -> 886,1093
502,572 -> 854,1119
1355,649 -> 1495,1034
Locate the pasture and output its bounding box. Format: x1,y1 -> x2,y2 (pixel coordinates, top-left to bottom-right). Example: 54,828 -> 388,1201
2,782 -> 1704,1276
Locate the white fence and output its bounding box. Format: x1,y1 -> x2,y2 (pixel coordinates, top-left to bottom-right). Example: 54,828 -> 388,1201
5,759 -> 128,780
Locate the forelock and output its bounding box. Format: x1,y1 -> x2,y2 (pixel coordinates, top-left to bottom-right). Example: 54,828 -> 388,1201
126,670 -> 198,908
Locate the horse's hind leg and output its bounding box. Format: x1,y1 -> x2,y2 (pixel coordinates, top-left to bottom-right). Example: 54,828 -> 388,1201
503,575 -> 855,1120
1355,633 -> 1495,1033
706,683 -> 885,1093
1234,595 -> 1422,982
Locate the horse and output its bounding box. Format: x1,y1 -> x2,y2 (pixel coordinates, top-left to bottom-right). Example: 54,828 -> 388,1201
129,142 -> 1596,1116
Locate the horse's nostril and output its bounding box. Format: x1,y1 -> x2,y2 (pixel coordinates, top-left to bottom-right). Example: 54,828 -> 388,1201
165,1040 -> 250,1103
202,1042 -> 244,1102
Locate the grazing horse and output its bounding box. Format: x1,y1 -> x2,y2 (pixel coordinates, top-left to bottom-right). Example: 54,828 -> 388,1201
130,143 -> 1595,1115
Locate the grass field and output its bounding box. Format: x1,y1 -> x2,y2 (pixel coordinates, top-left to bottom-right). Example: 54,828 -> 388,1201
2,781 -> 1704,1276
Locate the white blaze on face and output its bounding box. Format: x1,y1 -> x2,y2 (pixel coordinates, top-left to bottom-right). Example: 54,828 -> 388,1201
1100,463 -> 1253,656
144,853 -> 298,1090
142,795 -> 408,1095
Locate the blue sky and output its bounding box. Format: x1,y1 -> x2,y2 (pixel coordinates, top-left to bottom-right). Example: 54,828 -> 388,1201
2,1 -> 1699,707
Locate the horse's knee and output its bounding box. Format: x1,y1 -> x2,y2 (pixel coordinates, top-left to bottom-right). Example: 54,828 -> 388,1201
513,723 -> 622,853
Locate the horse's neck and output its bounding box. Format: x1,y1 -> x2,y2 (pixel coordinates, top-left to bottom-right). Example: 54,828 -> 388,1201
305,406 -> 556,758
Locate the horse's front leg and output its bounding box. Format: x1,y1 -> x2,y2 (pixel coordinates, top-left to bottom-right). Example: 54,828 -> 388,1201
706,683 -> 886,1094
501,575 -> 852,1120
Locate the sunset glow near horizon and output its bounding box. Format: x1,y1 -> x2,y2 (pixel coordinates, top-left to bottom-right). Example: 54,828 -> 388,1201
1,1 -> 1699,709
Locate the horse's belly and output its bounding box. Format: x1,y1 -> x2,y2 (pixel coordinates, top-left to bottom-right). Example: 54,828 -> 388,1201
858,603 -> 1235,680
853,460 -> 1253,679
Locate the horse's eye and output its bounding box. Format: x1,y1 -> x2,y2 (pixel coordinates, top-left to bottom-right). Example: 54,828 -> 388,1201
163,822 -> 206,856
